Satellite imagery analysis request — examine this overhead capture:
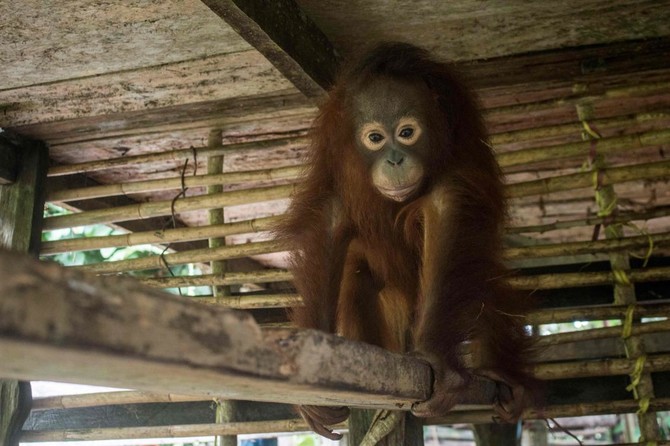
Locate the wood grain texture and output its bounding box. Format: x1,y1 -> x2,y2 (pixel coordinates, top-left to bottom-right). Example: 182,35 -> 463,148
0,250 -> 435,410
0,0 -> 250,90
202,0 -> 340,96
296,0 -> 670,60
0,51 -> 296,128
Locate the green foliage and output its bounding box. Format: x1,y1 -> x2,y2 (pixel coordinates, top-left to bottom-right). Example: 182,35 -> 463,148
296,435 -> 317,446
41,204 -> 210,296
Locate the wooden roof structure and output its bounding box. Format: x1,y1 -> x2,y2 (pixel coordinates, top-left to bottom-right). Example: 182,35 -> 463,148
1,1 -> 670,444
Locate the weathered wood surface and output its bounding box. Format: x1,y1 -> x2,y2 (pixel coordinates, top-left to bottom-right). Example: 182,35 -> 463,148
21,419 -> 330,442
0,249 -> 504,411
296,0 -> 670,60
350,409 -> 423,446
19,373 -> 670,434
202,0 -> 340,97
19,392 -> 670,441
0,51 -> 296,128
0,0 -> 250,90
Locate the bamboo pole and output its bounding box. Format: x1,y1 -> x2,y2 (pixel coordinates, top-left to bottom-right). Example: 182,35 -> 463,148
41,216 -> 279,255
21,419 -> 325,442
528,303 -> 670,326
486,80 -> 670,118
43,153 -> 668,233
506,231 -> 669,260
497,129 -> 670,168
73,232 -> 669,275
507,205 -> 670,235
40,202 -> 669,257
43,184 -> 295,230
20,403 -> 670,442
194,294 -> 302,310
206,130 -> 237,446
583,122 -> 660,441
32,391 -> 204,411
532,353 -> 670,381
48,165 -> 302,202
489,111 -> 670,146
135,265 -> 670,295
429,399 -> 670,426
206,129 -> 230,300
45,113 -> 670,203
47,136 -> 309,177
506,159 -> 670,198
139,270 -> 293,289
76,240 -> 284,274
509,266 -> 670,290
538,319 -> 670,347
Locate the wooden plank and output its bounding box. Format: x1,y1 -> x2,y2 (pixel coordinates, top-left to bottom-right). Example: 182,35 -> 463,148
0,0 -> 251,90
24,91 -> 314,147
464,37 -> 670,89
0,249 -> 473,411
0,51 -> 296,128
25,400 -> 293,430
201,0 -> 340,97
296,0 -> 670,61
20,373 -> 670,433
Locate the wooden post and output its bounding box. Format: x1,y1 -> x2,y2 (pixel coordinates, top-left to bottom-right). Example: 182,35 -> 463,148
206,129 -> 238,446
579,102 -> 660,442
349,409 -> 424,445
474,423 -> 520,446
521,420 -> 548,446
0,131 -> 48,446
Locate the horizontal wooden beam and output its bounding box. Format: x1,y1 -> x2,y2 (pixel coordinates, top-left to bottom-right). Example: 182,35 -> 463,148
0,250 -> 498,411
463,37 -> 670,90
201,0 -> 340,97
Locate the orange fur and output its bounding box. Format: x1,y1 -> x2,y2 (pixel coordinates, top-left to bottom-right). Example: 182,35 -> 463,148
274,43 -> 537,429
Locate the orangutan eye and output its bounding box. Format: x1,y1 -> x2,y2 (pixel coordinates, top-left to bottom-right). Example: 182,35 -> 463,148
398,128 -> 414,138
369,133 -> 385,143
360,123 -> 388,151
396,117 -> 422,145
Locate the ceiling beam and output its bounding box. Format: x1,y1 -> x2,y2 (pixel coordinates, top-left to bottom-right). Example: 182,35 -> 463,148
201,0 -> 340,97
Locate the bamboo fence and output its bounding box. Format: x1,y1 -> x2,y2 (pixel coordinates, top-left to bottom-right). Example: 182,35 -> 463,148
31,61 -> 670,440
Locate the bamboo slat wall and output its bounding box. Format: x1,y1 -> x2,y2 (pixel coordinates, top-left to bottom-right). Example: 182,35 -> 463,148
35,44 -> 670,440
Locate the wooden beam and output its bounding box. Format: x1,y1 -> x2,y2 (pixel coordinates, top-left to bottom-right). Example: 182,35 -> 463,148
22,372 -> 670,433
201,0 -> 340,97
1,51 -> 296,129
463,37 -> 670,90
0,250 -> 500,411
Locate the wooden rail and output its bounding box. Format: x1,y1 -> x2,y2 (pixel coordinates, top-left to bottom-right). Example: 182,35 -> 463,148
0,250 -> 499,411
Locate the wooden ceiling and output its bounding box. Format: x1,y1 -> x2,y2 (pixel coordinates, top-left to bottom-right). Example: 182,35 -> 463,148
1,0 -> 669,253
